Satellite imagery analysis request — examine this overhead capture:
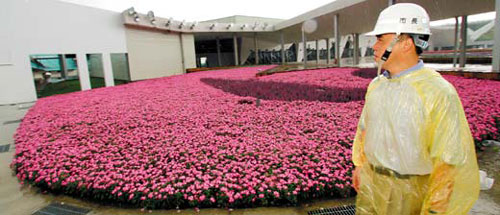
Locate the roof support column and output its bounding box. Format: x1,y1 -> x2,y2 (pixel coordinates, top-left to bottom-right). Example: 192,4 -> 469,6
302,26 -> 307,68
334,14 -> 340,67
453,16 -> 459,68
280,31 -> 285,65
76,53 -> 91,90
353,33 -> 359,66
459,15 -> 468,68
102,52 -> 115,87
316,40 -> 320,65
388,0 -> 396,6
216,36 -> 222,67
295,42 -> 300,63
254,33 -> 259,65
179,33 -> 186,73
326,38 -> 331,64
493,0 -> 500,72
58,54 -> 68,79
233,33 -> 239,66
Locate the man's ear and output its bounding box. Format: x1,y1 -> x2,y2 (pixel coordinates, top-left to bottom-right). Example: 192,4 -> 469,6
404,37 -> 414,51
402,36 -> 415,53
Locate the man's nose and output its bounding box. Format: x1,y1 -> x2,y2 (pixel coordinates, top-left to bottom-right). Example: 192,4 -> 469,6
372,43 -> 379,53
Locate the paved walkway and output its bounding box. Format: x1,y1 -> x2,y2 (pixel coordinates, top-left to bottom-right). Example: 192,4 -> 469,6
0,102 -> 498,215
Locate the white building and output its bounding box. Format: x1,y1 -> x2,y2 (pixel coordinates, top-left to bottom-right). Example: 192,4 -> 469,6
0,0 -> 497,105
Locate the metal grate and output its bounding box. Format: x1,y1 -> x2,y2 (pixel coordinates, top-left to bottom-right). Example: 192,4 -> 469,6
32,202 -> 91,215
3,119 -> 22,125
0,144 -> 10,153
308,205 -> 356,215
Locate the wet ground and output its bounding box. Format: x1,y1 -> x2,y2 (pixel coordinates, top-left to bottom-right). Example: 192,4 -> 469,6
472,144 -> 500,215
0,103 -> 498,215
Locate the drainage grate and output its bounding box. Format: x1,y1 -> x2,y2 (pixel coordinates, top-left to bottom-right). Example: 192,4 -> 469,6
308,205 -> 356,215
3,119 -> 22,125
32,202 -> 91,215
0,144 -> 10,153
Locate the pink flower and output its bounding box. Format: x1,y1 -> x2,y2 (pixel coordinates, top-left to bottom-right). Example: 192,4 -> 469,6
273,191 -> 280,198
11,66 -> 499,209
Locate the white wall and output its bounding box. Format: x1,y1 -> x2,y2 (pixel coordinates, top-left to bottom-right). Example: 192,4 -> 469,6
0,0 -> 127,104
126,28 -> 180,80
181,34 -> 197,70
125,28 -> 196,81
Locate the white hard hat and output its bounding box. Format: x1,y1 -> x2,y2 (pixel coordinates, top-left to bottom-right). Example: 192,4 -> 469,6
366,3 -> 431,36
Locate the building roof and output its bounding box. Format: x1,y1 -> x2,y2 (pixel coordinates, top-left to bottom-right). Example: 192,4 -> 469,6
123,0 -> 496,43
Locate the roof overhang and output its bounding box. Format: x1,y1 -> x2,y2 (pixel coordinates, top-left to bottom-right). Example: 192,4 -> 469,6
122,0 -> 495,43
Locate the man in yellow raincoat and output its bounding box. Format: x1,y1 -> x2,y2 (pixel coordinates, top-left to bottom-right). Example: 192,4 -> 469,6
351,3 -> 480,215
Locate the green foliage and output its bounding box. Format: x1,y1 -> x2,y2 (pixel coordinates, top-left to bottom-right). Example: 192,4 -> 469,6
37,78 -> 129,98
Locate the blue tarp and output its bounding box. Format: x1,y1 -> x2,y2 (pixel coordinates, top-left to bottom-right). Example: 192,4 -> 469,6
31,54 -> 78,72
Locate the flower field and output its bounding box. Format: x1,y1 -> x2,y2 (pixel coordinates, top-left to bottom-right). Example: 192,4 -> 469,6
12,66 -> 500,209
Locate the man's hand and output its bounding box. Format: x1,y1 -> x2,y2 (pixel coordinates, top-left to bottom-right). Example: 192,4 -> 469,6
422,162 -> 455,214
353,166 -> 361,192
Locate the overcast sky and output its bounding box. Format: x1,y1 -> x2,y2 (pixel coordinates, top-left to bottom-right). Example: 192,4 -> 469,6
58,0 -> 495,25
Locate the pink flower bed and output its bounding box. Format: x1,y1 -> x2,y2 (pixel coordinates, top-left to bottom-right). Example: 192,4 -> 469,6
12,66 -> 500,209
444,75 -> 500,141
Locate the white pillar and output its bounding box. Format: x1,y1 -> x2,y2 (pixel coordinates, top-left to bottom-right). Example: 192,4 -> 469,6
353,33 -> 359,66
179,33 -> 186,73
102,53 -> 114,87
493,0 -> 500,72
254,33 -> 259,65
233,33 -> 239,66
334,14 -> 341,67
302,27 -> 307,68
76,53 -> 91,90
453,16 -> 459,68
459,16 -> 468,68
58,54 -> 68,79
280,31 -> 285,65
316,40 -> 320,65
295,42 -> 300,63
326,38 -> 331,64
388,0 -> 396,6
216,36 -> 222,67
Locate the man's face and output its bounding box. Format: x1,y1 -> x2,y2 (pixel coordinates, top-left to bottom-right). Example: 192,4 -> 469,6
373,34 -> 416,69
372,33 -> 397,65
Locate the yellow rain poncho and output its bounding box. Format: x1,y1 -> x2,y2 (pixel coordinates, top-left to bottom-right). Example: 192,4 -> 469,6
352,67 -> 479,215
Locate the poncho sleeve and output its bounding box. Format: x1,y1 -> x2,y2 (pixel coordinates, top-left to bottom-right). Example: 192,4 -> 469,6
421,78 -> 480,215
